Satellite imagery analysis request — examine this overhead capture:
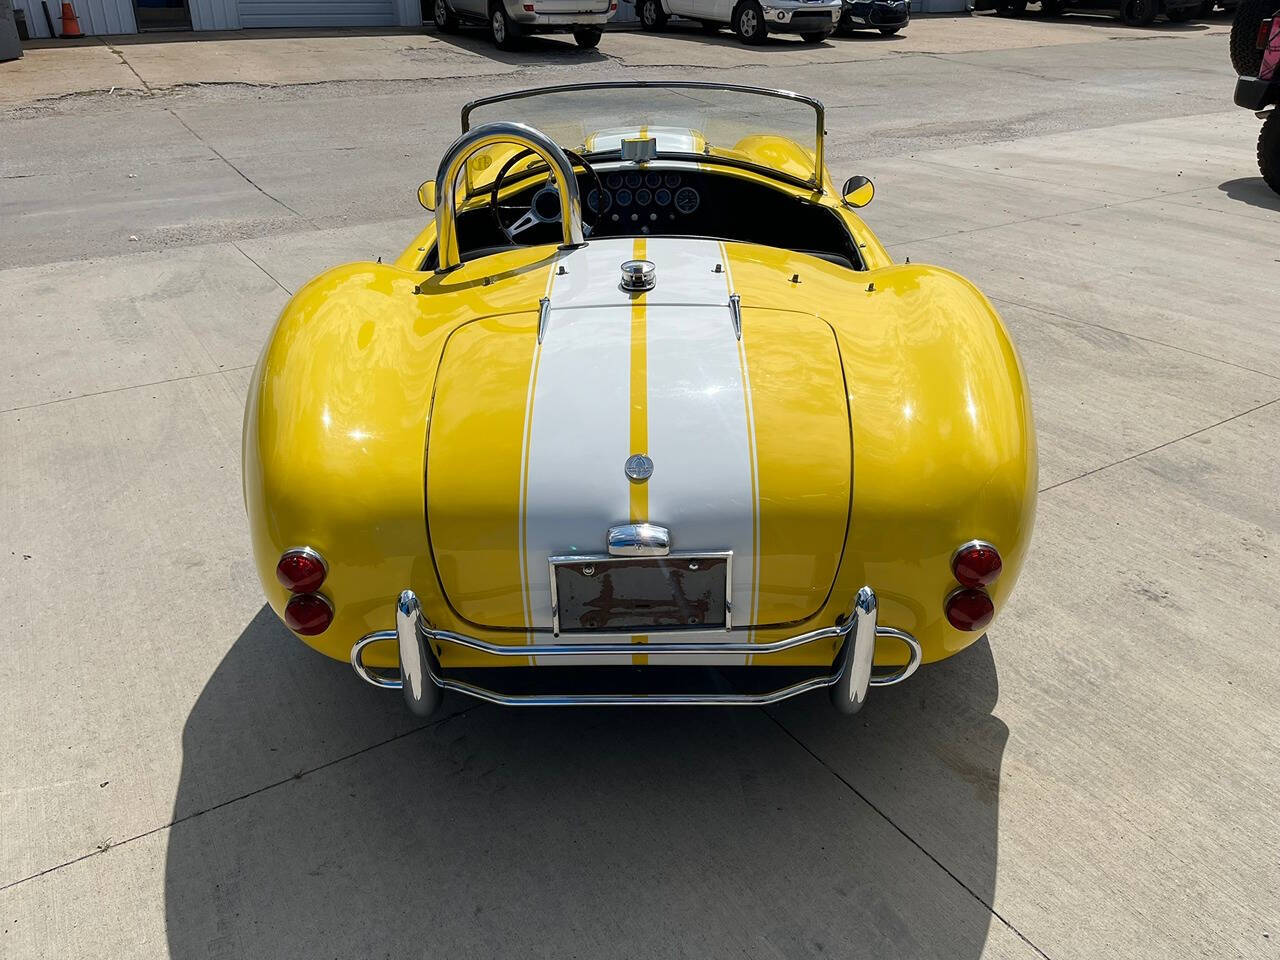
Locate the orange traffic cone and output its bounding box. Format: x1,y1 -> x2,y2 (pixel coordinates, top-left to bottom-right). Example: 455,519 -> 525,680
59,2 -> 83,37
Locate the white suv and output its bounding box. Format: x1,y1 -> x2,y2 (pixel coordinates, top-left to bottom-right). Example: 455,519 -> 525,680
636,0 -> 839,43
434,0 -> 618,49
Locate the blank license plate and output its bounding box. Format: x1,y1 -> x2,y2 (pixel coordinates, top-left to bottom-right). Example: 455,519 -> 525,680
551,554 -> 730,633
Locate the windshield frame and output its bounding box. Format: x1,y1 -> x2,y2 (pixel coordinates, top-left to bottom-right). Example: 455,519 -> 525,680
460,81 -> 827,192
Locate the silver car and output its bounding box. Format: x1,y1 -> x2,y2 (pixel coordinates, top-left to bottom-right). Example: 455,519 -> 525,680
433,0 -> 617,49
636,0 -> 840,44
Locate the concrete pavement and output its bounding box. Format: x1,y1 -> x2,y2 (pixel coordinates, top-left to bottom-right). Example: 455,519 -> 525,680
2,15 -> 1278,960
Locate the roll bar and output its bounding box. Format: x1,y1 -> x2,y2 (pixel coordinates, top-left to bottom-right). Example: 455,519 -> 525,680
431,121 -> 585,273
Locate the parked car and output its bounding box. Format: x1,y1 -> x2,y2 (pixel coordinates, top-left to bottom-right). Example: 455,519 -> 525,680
837,0 -> 909,34
1234,13 -> 1280,192
996,0 -> 1200,24
432,0 -> 617,49
242,81 -> 1037,718
636,0 -> 840,43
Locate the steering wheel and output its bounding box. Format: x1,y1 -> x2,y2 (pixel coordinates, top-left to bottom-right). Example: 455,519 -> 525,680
490,148 -> 603,245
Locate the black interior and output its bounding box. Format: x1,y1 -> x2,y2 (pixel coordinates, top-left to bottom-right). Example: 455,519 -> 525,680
422,165 -> 863,271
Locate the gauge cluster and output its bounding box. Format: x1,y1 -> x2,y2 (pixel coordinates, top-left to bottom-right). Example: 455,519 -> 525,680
587,170 -> 700,229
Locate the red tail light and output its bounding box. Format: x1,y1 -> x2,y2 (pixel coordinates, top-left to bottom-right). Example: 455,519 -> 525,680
1259,18 -> 1275,50
276,547 -> 327,593
951,541 -> 1002,588
944,588 -> 994,632
284,593 -> 334,635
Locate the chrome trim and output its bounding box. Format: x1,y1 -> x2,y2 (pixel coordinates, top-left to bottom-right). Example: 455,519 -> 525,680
868,626 -> 922,687
350,629 -> 401,689
433,121 -> 584,273
432,673 -> 838,708
461,82 -> 826,192
547,551 -> 733,637
728,292 -> 742,341
350,587 -> 923,709
537,296 -> 551,344
279,545 -> 328,578
607,522 -> 670,557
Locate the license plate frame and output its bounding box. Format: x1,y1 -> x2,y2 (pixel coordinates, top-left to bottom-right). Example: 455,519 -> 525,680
548,552 -> 732,636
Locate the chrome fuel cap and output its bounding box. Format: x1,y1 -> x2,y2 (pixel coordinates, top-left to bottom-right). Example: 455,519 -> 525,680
620,259 -> 656,292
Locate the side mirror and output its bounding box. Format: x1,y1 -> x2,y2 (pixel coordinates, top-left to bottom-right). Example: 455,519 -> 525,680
418,180 -> 437,211
841,175 -> 875,209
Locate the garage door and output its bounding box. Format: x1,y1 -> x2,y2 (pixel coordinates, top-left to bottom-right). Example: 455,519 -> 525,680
237,0 -> 397,27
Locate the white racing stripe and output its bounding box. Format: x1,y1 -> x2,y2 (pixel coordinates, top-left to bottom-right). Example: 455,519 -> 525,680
585,127 -> 705,154
522,241 -> 633,664
519,236 -> 759,666
644,238 -> 755,664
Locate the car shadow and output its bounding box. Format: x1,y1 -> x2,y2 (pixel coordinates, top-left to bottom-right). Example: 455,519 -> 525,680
977,7 -> 1215,28
163,605 -> 1007,958
631,20 -> 842,47
426,26 -> 615,62
1218,177 -> 1280,213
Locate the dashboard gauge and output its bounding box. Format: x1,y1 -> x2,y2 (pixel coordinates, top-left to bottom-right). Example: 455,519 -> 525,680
645,172 -> 662,188
654,188 -> 671,206
615,188 -> 633,207
635,188 -> 652,206
606,173 -> 623,189
664,173 -> 682,188
674,186 -> 700,215
587,189 -> 611,214
625,172 -> 642,189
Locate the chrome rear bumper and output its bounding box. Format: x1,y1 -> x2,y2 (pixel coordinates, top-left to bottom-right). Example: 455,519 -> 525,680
350,587 -> 920,716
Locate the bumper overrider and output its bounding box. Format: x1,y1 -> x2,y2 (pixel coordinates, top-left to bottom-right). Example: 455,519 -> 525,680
350,586 -> 922,716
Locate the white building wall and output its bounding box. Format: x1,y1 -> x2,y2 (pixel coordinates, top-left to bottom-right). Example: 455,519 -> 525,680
14,0 -> 136,36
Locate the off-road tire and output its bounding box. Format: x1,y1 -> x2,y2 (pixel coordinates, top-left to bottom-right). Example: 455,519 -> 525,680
434,0 -> 458,31
733,0 -> 768,41
1260,110 -> 1280,194
1231,0 -> 1280,74
574,26 -> 602,46
638,0 -> 668,29
1120,0 -> 1157,24
879,24 -> 900,32
489,1 -> 523,48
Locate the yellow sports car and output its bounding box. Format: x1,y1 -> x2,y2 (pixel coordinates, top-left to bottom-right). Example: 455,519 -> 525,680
243,82 -> 1036,717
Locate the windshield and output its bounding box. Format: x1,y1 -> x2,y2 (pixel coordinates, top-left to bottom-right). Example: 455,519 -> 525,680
462,82 -> 825,189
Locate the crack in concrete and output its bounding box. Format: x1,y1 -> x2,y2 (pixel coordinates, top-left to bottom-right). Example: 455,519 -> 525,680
102,39 -> 154,96
765,710 -> 1056,960
0,707 -> 477,893
0,365 -> 255,416
1038,395 -> 1280,494
988,294 -> 1280,384
165,106 -> 308,220
233,241 -> 295,296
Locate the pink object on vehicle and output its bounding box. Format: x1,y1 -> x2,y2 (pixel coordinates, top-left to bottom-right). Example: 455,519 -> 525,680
1262,17 -> 1280,80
